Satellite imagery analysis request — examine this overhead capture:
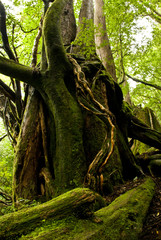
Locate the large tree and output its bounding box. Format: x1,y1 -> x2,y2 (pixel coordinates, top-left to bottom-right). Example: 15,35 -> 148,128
0,0 -> 161,203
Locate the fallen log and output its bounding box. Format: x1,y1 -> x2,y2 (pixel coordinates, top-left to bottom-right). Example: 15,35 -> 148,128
3,178 -> 155,240
14,178 -> 155,240
0,188 -> 105,239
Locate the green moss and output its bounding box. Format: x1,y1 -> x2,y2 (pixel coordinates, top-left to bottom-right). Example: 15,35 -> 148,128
121,101 -> 133,117
43,0 -> 70,70
12,178 -> 156,240
0,188 -> 105,239
93,177 -> 155,240
131,106 -> 161,155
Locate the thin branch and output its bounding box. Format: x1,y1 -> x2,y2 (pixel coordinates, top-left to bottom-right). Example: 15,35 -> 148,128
18,24 -> 38,34
138,0 -> 161,24
31,17 -> 43,68
0,2 -> 16,60
126,73 -> 161,91
12,24 -> 19,62
0,2 -> 23,118
0,188 -> 12,205
148,13 -> 161,24
150,7 -> 161,18
0,134 -> 7,141
3,98 -> 15,145
0,79 -> 16,102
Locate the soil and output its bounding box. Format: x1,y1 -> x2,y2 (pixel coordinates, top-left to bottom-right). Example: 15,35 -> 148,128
105,177 -> 161,240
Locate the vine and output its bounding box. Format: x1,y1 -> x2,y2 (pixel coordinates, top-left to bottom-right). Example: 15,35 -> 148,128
68,55 -> 115,192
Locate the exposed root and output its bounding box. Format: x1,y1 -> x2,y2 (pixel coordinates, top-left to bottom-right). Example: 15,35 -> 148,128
68,55 -> 115,192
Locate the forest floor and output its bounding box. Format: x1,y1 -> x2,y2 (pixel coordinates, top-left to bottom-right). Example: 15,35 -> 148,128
105,177 -> 161,240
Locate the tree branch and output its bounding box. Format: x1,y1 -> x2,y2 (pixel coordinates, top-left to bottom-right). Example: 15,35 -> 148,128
0,56 -> 42,88
0,1 -> 23,118
126,73 -> 161,91
18,24 -> 38,34
129,117 -> 161,150
138,0 -> 161,24
0,1 -> 16,60
31,17 -> 43,68
123,105 -> 161,150
0,134 -> 7,141
0,79 -> 16,102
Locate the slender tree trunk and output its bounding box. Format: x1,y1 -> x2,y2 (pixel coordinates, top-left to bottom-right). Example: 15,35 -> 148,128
94,0 -> 117,81
77,0 -> 94,34
61,0 -> 76,46
71,0 -> 95,56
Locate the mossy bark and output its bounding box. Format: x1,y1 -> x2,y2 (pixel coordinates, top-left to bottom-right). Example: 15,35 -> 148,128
0,188 -> 105,240
39,0 -> 87,195
0,178 -> 154,240
12,0 -> 87,199
131,106 -> 161,155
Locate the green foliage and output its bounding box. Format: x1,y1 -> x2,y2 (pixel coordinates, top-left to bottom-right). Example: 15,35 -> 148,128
0,119 -> 14,194
73,0 -> 82,23
1,0 -> 43,66
101,0 -> 161,123
73,18 -> 95,58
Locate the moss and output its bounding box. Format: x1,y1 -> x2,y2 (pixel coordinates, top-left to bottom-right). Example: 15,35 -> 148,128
43,0 -> 70,70
17,178 -> 155,240
132,106 -> 161,155
19,216 -> 98,240
0,188 -> 105,239
93,177 -> 155,240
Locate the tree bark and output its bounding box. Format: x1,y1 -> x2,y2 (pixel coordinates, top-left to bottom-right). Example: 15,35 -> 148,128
13,90 -> 44,201
38,0 -> 87,195
61,0 -> 76,46
94,0 -> 117,81
11,0 -> 86,199
77,0 -> 94,34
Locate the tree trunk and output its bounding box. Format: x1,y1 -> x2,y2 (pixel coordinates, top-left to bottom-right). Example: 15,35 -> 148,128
77,0 -> 94,34
36,0 -> 88,196
94,0 -> 117,81
13,90 -> 44,201
13,0 -> 87,200
72,0 -> 95,57
61,0 -> 76,46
